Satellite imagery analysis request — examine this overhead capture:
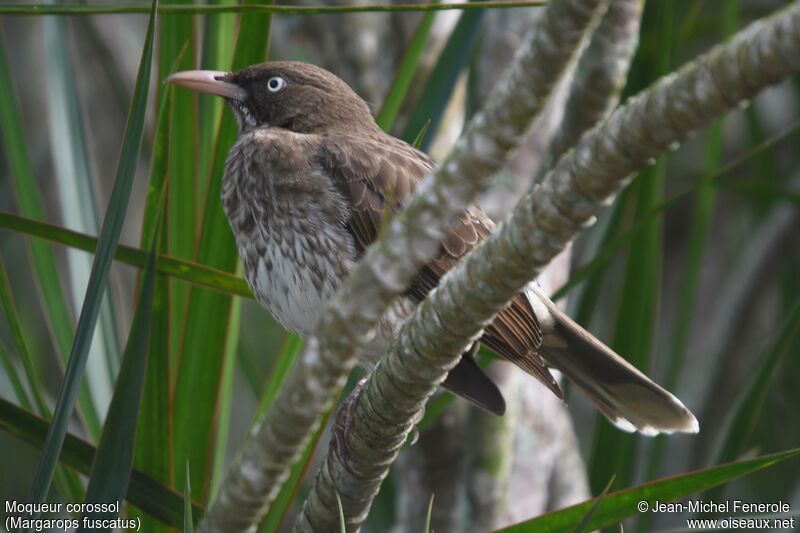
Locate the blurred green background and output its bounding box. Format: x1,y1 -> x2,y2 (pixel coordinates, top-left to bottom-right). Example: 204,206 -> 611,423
1,0 -> 799,531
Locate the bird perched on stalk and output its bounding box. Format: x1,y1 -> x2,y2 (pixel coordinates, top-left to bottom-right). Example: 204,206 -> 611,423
167,61 -> 698,435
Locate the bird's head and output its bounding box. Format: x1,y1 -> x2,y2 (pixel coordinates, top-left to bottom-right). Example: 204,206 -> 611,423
166,61 -> 378,134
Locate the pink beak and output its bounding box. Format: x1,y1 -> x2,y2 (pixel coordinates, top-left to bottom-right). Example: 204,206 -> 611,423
165,70 -> 246,100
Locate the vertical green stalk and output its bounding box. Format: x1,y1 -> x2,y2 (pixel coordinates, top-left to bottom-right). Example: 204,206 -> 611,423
193,21 -> 240,484
160,0 -> 197,368
185,461 -> 195,533
199,0 -> 236,182
0,261 -> 50,417
666,0 -> 738,393
375,1 -> 440,131
80,209 -> 161,533
0,262 -> 86,503
210,291 -> 242,499
710,298 -> 800,467
250,334 -> 313,529
172,0 -> 274,502
134,70 -> 175,533
743,106 -> 780,198
589,0 -> 674,495
0,339 -> 30,410
27,0 -> 157,506
645,1 -> 739,490
567,191 -> 631,325
44,12 -> 121,412
401,1 -> 485,148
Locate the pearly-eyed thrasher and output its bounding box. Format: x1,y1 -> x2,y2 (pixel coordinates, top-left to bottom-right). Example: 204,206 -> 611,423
167,61 -> 698,435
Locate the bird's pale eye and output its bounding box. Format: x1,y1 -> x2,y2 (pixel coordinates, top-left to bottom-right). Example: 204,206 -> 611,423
267,76 -> 286,92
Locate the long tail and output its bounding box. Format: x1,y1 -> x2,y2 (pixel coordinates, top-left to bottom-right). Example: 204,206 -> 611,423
540,298 -> 699,436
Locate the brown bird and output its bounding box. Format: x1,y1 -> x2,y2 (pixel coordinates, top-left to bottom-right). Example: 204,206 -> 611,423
167,61 -> 698,435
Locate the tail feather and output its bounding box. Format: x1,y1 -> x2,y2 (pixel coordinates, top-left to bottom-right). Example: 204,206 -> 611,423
441,354 -> 507,416
540,299 -> 699,436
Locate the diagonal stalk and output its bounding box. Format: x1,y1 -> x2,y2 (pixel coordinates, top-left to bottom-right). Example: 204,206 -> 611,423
298,3 -> 800,531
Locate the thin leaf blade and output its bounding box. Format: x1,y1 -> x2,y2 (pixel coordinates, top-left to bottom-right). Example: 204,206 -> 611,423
172,0 -> 275,500
497,449 -> 800,532
0,27 -> 101,438
80,209 -> 161,530
0,398 -> 202,528
0,212 -> 252,298
27,0 -> 158,506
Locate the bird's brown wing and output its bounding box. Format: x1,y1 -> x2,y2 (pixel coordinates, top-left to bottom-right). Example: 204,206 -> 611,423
318,133 -> 431,251
318,134 -> 561,401
409,207 -> 561,398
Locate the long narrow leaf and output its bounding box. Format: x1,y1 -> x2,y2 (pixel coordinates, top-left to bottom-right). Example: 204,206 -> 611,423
0,261 -> 49,416
0,1 -> 547,16
258,413 -> 330,532
572,476 -> 614,533
0,398 -> 202,528
424,494 -> 434,533
0,338 -> 30,409
336,491 -> 346,533
375,1 -> 440,131
27,0 -> 158,507
0,28 -> 101,438
172,0 -> 274,500
0,262 -> 85,502
711,298 -> 800,466
401,2 -> 485,148
590,161 -> 666,491
254,333 -> 304,419
496,449 -> 800,532
644,1 -> 741,500
160,0 -> 197,366
210,292 -> 243,498
185,461 -> 195,533
590,1 -> 673,492
199,0 -> 236,181
44,12 -> 122,397
80,205 -> 162,530
134,53 -> 179,533
0,212 -> 251,298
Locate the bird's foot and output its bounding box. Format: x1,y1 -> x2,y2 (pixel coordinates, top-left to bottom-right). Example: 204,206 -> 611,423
332,377 -> 368,455
465,341 -> 479,359
331,374 -> 429,451
405,397 -> 430,446
407,424 -> 420,446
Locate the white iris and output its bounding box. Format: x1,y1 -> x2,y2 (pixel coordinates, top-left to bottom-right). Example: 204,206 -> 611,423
267,76 -> 286,92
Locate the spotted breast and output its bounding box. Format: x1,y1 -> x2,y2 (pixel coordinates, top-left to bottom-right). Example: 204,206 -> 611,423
221,128 -> 357,336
